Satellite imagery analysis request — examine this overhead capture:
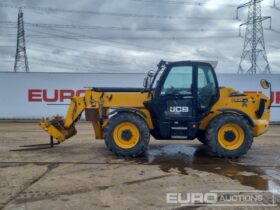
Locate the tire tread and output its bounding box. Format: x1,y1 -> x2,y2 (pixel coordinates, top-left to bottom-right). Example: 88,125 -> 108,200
205,114 -> 253,158
104,113 -> 150,157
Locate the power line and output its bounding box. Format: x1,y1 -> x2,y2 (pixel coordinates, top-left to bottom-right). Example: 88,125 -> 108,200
12,26 -> 240,59
0,21 -> 238,32
27,46 -> 135,66
132,0 -> 238,7
0,32 -> 254,40
24,30 -> 147,71
133,0 -> 275,9
0,3 -> 236,20
24,34 -> 239,40
0,26 -> 16,29
25,30 -> 186,70
0,22 -> 241,60
0,18 -> 243,64
28,39 -> 137,63
25,23 -> 237,32
26,28 -> 156,61
29,58 -> 140,73
29,61 -> 96,72
0,58 -> 13,61
21,26 -> 240,40
29,57 -> 98,69
25,27 -> 184,55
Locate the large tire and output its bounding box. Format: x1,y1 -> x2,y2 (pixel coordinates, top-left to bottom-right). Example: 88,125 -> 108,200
104,112 -> 150,157
205,114 -> 253,158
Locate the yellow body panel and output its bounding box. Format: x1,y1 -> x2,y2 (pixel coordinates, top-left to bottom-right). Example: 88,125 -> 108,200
94,92 -> 151,107
65,96 -> 87,128
40,87 -> 270,142
92,120 -> 103,139
199,88 -> 270,137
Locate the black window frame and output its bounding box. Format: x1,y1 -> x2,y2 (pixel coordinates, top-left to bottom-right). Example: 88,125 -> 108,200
196,63 -> 220,112
153,61 -> 220,112
155,62 -> 195,99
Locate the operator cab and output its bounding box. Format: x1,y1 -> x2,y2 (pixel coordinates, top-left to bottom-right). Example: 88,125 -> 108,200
144,60 -> 220,140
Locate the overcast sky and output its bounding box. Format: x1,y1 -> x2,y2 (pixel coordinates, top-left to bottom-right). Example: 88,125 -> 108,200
0,0 -> 279,73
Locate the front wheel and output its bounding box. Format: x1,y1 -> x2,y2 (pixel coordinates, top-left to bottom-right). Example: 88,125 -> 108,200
104,113 -> 150,157
205,114 -> 253,158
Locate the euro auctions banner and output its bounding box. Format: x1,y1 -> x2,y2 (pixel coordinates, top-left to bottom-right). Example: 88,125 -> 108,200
0,72 -> 145,120
0,72 -> 279,121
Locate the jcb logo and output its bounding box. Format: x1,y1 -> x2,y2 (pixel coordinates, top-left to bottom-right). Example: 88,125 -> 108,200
170,106 -> 189,113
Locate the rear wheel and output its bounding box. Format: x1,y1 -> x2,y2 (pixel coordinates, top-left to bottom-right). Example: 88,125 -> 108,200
205,114 -> 253,158
104,113 -> 150,157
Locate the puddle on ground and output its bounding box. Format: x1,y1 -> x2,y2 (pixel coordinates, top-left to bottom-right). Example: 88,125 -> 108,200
130,144 -> 280,192
0,163 -> 26,168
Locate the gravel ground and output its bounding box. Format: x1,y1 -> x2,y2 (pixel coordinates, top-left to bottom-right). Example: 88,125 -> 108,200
0,122 -> 279,210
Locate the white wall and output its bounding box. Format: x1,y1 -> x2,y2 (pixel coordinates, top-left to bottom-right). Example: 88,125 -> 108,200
0,72 -> 279,121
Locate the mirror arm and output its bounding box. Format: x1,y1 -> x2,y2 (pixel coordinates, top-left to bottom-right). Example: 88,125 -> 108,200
269,82 -> 272,109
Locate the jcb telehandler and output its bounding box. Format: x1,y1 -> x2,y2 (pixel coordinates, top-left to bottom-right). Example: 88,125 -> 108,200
39,60 -> 271,158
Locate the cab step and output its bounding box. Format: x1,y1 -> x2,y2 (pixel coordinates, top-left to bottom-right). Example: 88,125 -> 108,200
171,135 -> 188,139
171,127 -> 188,130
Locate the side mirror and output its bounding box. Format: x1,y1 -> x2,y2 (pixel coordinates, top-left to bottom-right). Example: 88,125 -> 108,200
148,71 -> 155,78
143,77 -> 149,88
260,79 -> 270,89
143,70 -> 155,88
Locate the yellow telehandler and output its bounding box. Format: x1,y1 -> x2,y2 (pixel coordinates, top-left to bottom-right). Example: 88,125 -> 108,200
39,60 -> 271,158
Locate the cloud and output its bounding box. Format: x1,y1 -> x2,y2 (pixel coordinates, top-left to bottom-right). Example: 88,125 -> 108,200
0,0 -> 279,73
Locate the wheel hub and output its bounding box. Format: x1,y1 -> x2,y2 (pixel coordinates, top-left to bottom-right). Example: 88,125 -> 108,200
113,122 -> 140,149
217,123 -> 245,151
121,129 -> 133,141
224,131 -> 236,142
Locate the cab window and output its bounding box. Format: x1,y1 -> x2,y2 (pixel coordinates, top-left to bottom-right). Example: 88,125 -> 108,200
197,65 -> 218,110
160,66 -> 193,96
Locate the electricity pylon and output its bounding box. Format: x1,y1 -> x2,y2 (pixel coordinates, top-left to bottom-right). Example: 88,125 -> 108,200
14,8 -> 29,72
237,0 -> 271,74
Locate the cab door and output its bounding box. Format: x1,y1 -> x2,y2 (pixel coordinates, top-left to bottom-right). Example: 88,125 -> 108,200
197,64 -> 220,114
145,63 -> 197,139
156,64 -> 195,121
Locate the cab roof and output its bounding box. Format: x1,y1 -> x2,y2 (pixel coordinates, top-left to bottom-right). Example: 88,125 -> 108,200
164,60 -> 218,69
